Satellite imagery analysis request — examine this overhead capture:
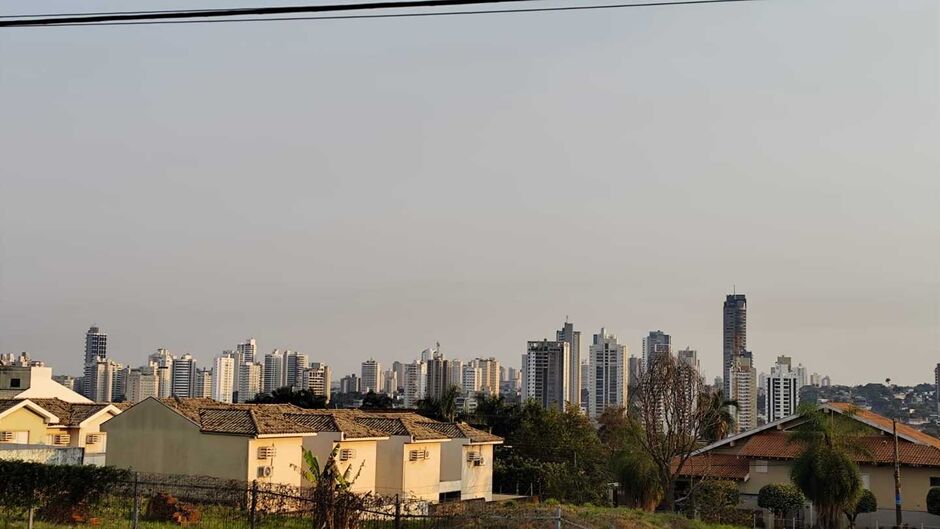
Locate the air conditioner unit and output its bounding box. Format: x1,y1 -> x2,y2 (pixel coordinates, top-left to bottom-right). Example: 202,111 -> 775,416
257,446 -> 276,459
52,434 -> 70,446
339,448 -> 355,461
473,458 -> 486,467
257,466 -> 273,478
467,452 -> 482,463
86,434 -> 101,444
0,432 -> 13,443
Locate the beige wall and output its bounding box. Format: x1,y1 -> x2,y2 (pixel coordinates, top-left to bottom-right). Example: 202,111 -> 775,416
248,437 -> 304,487
401,441 -> 442,502
101,399 -> 249,481
0,406 -> 49,444
461,444 -> 494,501
375,436 -> 406,497
302,433 -> 378,494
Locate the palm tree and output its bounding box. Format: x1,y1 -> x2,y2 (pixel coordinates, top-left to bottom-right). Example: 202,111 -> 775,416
699,390 -> 738,443
416,385 -> 461,422
789,404 -> 871,529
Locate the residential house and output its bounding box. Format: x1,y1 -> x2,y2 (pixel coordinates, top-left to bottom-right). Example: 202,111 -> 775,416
421,421 -> 503,501
27,398 -> 122,463
679,402 -> 940,527
0,399 -> 60,445
0,366 -> 91,403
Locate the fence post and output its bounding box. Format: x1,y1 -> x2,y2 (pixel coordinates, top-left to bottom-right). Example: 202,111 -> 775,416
555,506 -> 562,529
394,494 -> 402,529
249,480 -> 258,529
28,507 -> 34,529
132,472 -> 140,529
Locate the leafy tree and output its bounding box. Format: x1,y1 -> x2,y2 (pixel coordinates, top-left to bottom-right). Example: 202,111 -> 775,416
470,393 -> 521,439
416,385 -> 461,422
758,483 -> 805,517
360,391 -> 393,409
789,404 -> 870,529
699,390 -> 738,443
292,446 -> 367,529
597,406 -> 632,453
690,480 -> 739,522
249,387 -> 327,409
610,445 -> 662,510
844,489 -> 877,528
927,487 -> 940,515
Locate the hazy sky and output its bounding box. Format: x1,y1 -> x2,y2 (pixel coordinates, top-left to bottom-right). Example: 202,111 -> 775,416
1,0 -> 937,385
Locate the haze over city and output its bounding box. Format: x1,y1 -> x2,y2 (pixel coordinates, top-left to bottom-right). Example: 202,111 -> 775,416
1,0 -> 938,385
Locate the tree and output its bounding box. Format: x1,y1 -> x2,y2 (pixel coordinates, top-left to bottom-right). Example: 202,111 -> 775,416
292,446 -> 367,529
630,353 -> 714,510
690,480 -> 739,523
789,404 -> 870,529
844,489 -> 877,528
927,487 -> 940,515
360,391 -> 393,409
248,387 -> 327,409
699,390 -> 738,443
416,385 -> 460,422
758,483 -> 805,518
610,444 -> 662,510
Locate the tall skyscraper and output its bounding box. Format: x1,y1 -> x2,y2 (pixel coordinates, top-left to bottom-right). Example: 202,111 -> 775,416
586,328 -> 628,419
521,340 -> 569,411
447,360 -> 464,393
236,362 -> 262,403
471,357 -> 500,396
402,361 -> 427,408
462,364 -> 483,395
126,367 -> 159,403
642,330 -> 672,368
677,348 -> 700,373
82,325 -> 108,399
340,374 -> 361,394
731,352 -> 757,432
211,355 -> 235,403
149,349 -> 175,398
194,368 -> 213,398
766,357 -> 799,422
285,352 -> 309,389
236,338 -> 257,364
723,293 -> 747,399
557,320 -> 581,406
382,369 -> 398,395
87,358 -> 119,402
426,356 -> 451,400
171,353 -> 197,398
302,362 -> 331,402
628,356 -> 644,388
262,351 -> 285,394
361,359 -> 382,394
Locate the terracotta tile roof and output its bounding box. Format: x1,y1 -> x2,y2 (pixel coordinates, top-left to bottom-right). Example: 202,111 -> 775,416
0,399 -> 22,414
676,454 -> 750,481
355,412 -> 451,441
737,432 -> 940,467
158,398 -> 311,436
28,398 -> 116,427
284,410 -> 388,439
827,402 -> 940,450
420,422 -> 503,443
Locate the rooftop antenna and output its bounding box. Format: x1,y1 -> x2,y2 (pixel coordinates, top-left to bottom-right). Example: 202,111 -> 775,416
565,314 -> 569,324
733,284 -> 736,295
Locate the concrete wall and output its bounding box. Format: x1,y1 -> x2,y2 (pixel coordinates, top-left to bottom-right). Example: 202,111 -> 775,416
375,436 -> 406,497
461,444 -> 494,501
248,437 -> 304,487
302,433 -> 378,494
0,406 -> 49,444
0,444 -> 84,465
401,441 -> 442,502
101,398 -> 249,481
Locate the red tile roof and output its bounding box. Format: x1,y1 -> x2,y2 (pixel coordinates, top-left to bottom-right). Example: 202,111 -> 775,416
676,453 -> 750,480
737,432 -> 940,467
827,403 -> 940,450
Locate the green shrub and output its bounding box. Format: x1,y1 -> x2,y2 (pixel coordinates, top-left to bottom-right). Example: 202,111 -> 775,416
0,460 -> 129,523
544,498 -> 560,506
758,483 -> 805,515
691,480 -> 740,522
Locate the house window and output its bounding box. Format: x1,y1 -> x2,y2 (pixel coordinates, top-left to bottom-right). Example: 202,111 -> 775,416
9,378 -> 20,388
754,460 -> 768,473
930,477 -> 940,488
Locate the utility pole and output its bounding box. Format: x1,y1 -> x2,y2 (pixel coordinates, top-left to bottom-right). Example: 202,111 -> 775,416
893,418 -> 902,528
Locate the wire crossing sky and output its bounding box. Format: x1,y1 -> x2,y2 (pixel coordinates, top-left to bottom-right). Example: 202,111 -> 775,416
0,0 -> 937,384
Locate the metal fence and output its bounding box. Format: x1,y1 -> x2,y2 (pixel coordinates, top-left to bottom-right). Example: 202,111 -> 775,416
0,472 -> 588,529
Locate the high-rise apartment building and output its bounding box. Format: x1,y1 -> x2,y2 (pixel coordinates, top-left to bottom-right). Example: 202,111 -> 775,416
628,356 -> 644,388
171,353 -> 196,398
402,361 -> 427,408
579,359 -> 590,407
148,349 -> 175,398
236,362 -> 262,403
426,357 -> 451,400
262,351 -> 285,394
521,340 -> 569,411
382,369 -> 398,395
194,368 -> 212,398
392,361 -> 405,393
936,364 -> 940,414
86,358 -> 119,402
126,366 -> 159,403
302,362 -> 331,402
82,325 -> 108,399
731,352 -> 757,432
285,352 -> 309,389
211,355 -> 235,403
723,294 -> 747,399
462,364 -> 482,395
677,348 -> 700,373
556,320 -> 581,406
766,358 -> 799,422
234,338 -> 257,389
471,358 -> 500,396
340,374 -> 361,394
448,360 -> 464,393
587,328 -> 628,419
361,359 -> 382,394
642,330 -> 671,368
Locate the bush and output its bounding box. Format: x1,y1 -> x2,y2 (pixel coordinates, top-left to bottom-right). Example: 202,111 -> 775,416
927,487 -> 940,515
758,484 -> 805,515
691,480 -> 739,522
0,460 -> 129,523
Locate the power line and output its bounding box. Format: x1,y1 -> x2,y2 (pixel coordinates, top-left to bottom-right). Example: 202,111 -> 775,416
1,0 -> 763,28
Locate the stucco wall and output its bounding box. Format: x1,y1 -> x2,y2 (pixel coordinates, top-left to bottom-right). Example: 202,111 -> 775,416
401,441 -> 442,502
0,444 -> 84,465
0,406 -> 49,444
101,399 -> 249,481
301,433 -> 379,494
375,436 -> 406,497
248,437 -> 304,487
461,444 -> 494,501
